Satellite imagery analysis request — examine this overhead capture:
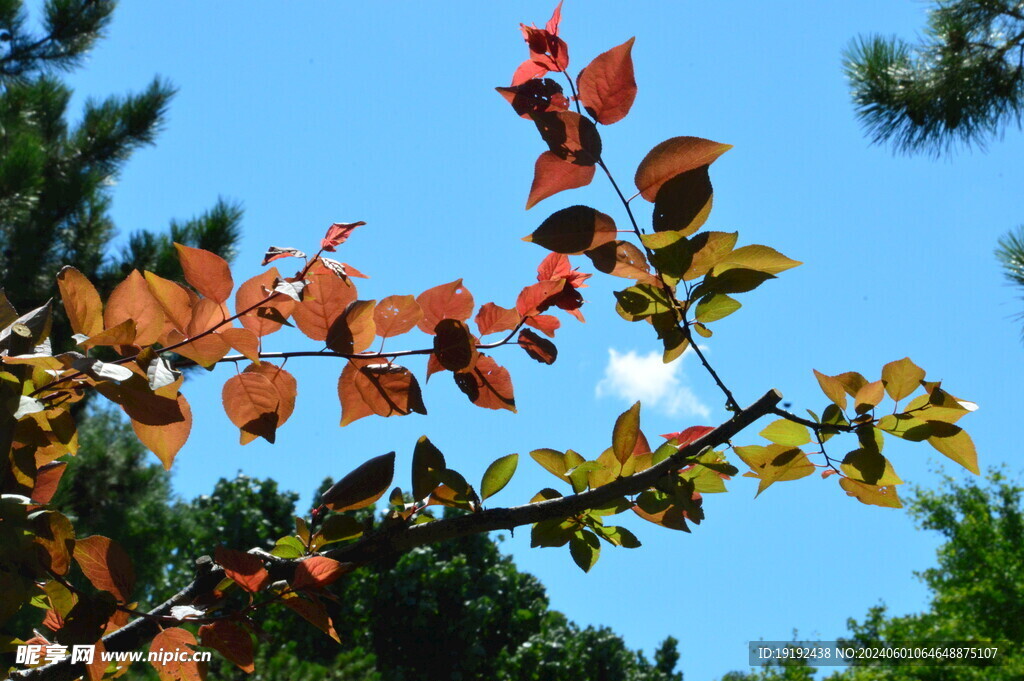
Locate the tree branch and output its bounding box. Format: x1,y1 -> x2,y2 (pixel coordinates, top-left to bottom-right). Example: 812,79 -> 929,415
9,389 -> 782,681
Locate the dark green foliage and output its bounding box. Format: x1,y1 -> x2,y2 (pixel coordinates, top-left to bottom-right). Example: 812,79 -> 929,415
0,0 -> 242,354
844,0 -> 1024,154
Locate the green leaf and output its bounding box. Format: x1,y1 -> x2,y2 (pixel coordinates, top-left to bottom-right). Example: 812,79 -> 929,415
695,268 -> 775,296
683,231 -> 738,280
711,244 -> 801,275
881,357 -> 926,402
692,322 -> 712,338
589,496 -> 632,516
530,448 -> 571,483
759,419 -> 811,447
612,402 -> 641,464
531,517 -> 577,548
643,230 -> 693,280
613,284 -> 674,319
652,166 -> 713,236
569,530 -> 601,572
694,293 -> 741,323
734,444 -> 815,496
317,514 -> 364,545
530,488 -> 563,503
567,461 -> 603,494
271,536 -> 305,559
412,436 -> 446,501
480,453 -> 519,501
592,524 -> 642,548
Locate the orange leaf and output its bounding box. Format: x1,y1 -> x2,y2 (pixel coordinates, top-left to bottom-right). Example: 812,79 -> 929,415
292,267 -> 357,341
476,303 -> 521,336
530,111 -> 602,166
326,299 -> 377,354
236,268 -> 296,337
338,361 -> 376,426
292,556 -> 353,590
524,314 -> 560,337
214,546 -> 269,593
454,355 -> 516,412
174,243 -> 233,303
243,363 -> 297,433
578,37 -> 637,124
526,151 -> 596,209
73,535 -> 135,603
222,373 -> 281,444
80,319 -> 137,349
416,279 -> 474,334
104,270 -> 165,346
320,451 -> 395,512
585,240 -> 658,283
130,393 -> 192,469
353,363 -> 427,419
516,280 -> 565,316
634,136 -> 732,201
218,327 -> 261,363
150,628 -> 203,681
57,266 -> 104,337
199,621 -> 254,673
282,593 -> 339,642
144,271 -> 194,332
374,294 -> 423,338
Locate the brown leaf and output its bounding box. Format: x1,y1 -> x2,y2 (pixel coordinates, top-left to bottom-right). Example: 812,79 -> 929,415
517,328 -> 557,364
31,510 -> 75,575
652,166 -> 713,235
526,151 -> 596,209
433,319 -> 478,371
585,240 -> 658,283
320,451 -> 396,512
353,363 -> 427,418
73,535 -> 135,603
635,136 -> 732,201
175,243 -> 233,303
524,205 -> 617,254
577,37 -> 637,124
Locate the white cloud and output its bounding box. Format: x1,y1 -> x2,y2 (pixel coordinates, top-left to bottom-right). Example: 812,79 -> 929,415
595,348 -> 711,419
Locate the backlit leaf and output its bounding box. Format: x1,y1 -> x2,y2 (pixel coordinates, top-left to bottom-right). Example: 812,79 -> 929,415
927,422 -> 980,474
218,327 -> 260,364
292,556 -> 353,590
695,293 -> 741,323
199,620 -> 254,673
73,535 -> 135,603
585,240 -> 658,283
882,357 -> 926,402
241,363 -> 297,444
374,295 -> 423,338
144,271 -> 193,333
711,244 -> 802,276
496,78 -> 569,118
326,299 -> 377,354
236,268 -> 296,337
517,328 -> 557,364
854,380 -> 885,414
31,510 -> 75,576
353,363 -> 427,419
813,370 -> 848,410
876,413 -> 932,441
841,449 -> 903,486
527,151 -> 596,209
433,319 -> 478,371
569,530 -> 601,572
222,373 -> 280,444
412,436 -> 446,501
321,221 -> 366,251
174,243 -> 233,303
292,266 -> 357,341
684,231 -> 738,281
320,452 -> 396,512
734,444 -> 815,496
150,628 -> 202,681
416,279 -> 475,334
261,245 -> 306,266
481,453 -> 519,501
759,419 -> 811,447
652,166 -> 712,235
839,478 -> 902,508
516,280 -> 567,317
531,111 -> 602,165
525,205 -> 617,255
454,355 -> 516,412
612,402 -> 641,464
577,37 -> 637,124
282,592 -> 339,642
213,547 -> 269,593
130,393 -> 192,469
57,266 -> 103,337
635,136 -> 732,201
104,270 -> 165,346
476,303 -> 521,336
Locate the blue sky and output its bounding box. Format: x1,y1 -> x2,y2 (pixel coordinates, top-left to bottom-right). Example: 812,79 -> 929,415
53,2 -> 1023,679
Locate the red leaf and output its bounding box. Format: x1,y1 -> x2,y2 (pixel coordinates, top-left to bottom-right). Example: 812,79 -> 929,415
537,252 -> 590,288
454,355 -> 516,412
222,373 -> 281,444
476,303 -> 521,336
283,594 -> 340,642
518,329 -> 557,364
526,151 -> 596,209
661,425 -> 716,448
530,111 -> 601,166
511,58 -> 549,86
199,620 -> 254,673
635,136 -> 732,202
374,294 -> 423,338
174,243 -> 233,303
73,535 -> 135,603
321,221 -> 366,251
57,266 -> 104,337
416,279 -> 474,334
545,0 -> 563,34
292,556 -> 354,590
516,280 -> 566,317
31,461 -> 66,504
261,245 -> 306,266
214,546 -> 269,593
577,37 -> 637,124
150,628 -> 203,681
524,314 -> 560,337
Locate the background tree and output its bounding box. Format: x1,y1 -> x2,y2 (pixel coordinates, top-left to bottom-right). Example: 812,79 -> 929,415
0,0 -> 242,353
844,0 -> 1024,336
